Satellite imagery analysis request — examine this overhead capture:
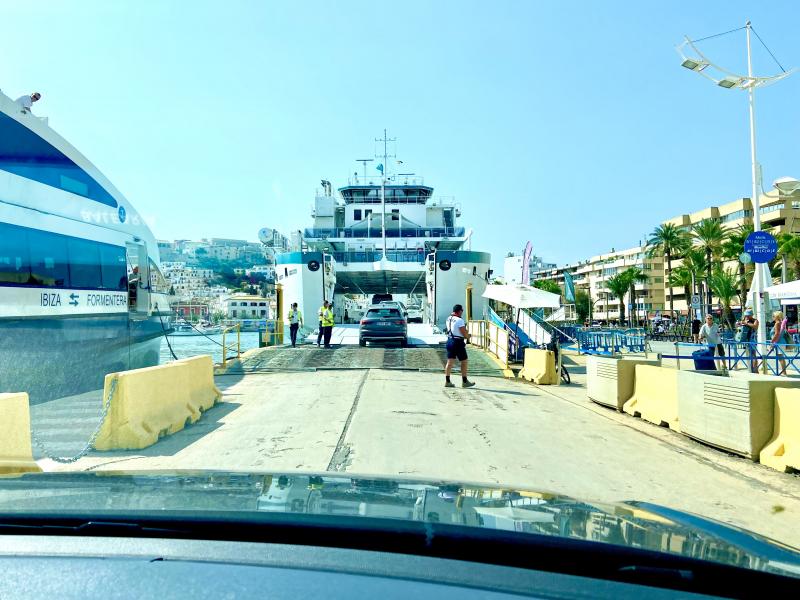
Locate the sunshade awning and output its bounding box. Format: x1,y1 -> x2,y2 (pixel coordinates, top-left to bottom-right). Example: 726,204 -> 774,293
482,284 -> 560,309
765,280 -> 800,300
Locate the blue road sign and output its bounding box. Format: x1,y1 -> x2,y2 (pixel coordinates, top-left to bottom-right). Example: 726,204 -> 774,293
744,231 -> 777,264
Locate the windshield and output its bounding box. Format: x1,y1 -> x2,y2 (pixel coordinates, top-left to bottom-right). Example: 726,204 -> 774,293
2,0 -> 800,583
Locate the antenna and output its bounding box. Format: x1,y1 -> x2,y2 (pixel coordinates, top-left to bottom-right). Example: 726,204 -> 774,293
356,159 -> 373,183
374,129 -> 396,258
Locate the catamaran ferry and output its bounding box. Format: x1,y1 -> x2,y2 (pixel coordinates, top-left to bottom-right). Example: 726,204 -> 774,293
273,133 -> 492,331
0,92 -> 171,403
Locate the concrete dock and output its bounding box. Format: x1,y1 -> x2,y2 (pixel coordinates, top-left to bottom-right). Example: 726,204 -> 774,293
33,345 -> 800,550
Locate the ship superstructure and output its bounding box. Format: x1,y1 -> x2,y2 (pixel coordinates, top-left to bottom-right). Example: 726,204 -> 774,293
273,134 -> 492,331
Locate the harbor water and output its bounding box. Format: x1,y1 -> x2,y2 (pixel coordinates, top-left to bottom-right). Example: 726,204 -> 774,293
159,331 -> 261,365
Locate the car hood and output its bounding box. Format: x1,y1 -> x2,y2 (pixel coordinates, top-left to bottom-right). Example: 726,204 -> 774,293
1,470 -> 799,577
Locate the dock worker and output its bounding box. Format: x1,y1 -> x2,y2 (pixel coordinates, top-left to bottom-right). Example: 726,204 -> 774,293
287,302 -> 303,348
16,92 -> 41,114
445,303 -> 475,388
317,300 -> 329,347
321,301 -> 335,348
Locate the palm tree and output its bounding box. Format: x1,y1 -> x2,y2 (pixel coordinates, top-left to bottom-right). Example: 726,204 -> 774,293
691,219 -> 728,315
646,224 -> 690,320
532,279 -> 561,295
776,232 -> 800,280
709,267 -> 739,329
668,266 -> 693,312
620,266 -> 648,326
605,273 -> 631,325
721,223 -> 754,310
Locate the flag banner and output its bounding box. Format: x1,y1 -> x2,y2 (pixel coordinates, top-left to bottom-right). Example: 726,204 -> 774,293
564,271 -> 576,302
522,241 -> 533,285
376,163 -> 384,173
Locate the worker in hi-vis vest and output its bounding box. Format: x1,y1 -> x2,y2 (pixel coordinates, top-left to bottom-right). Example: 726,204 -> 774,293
320,301 -> 335,348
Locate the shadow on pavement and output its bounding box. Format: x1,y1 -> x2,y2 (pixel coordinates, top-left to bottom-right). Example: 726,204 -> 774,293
86,401 -> 242,460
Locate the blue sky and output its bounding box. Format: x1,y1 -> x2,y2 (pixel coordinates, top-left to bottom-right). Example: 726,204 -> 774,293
3,1 -> 799,271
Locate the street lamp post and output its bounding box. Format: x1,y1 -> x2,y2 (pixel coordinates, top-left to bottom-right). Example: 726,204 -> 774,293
677,21 -> 794,346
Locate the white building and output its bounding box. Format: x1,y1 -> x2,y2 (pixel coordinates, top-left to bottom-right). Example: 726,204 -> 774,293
224,294 -> 271,319
503,254 -> 557,284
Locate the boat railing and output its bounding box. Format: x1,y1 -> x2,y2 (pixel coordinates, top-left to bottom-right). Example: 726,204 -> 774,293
344,175 -> 426,186
304,227 -> 465,240
330,249 -> 427,264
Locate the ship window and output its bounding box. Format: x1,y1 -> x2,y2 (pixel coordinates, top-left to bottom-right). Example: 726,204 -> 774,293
365,209 -> 372,218
0,221 -> 129,290
354,209 -> 362,220
67,238 -> 102,288
101,245 -> 128,290
28,229 -> 69,288
0,223 -> 31,284
0,111 -> 118,207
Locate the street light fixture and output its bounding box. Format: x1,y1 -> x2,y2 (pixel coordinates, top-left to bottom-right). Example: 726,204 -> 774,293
677,21 -> 794,346
717,77 -> 740,89
681,57 -> 708,72
773,177 -> 800,195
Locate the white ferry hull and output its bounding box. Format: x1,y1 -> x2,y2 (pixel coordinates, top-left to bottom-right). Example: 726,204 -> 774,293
0,314 -> 164,404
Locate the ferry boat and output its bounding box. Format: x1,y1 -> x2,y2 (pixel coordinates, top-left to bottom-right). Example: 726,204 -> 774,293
273,134 -> 492,330
0,92 -> 172,403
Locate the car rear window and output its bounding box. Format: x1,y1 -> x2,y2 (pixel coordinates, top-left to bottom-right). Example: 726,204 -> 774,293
367,308 -> 401,318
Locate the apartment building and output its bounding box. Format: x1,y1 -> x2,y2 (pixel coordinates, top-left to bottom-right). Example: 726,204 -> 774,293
575,246 -> 665,323
530,246 -> 665,323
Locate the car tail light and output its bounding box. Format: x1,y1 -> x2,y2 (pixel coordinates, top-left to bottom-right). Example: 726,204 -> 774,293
361,319 -> 373,325
394,320 -> 406,325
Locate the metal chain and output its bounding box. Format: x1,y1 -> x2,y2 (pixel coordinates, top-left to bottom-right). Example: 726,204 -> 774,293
30,377 -> 118,464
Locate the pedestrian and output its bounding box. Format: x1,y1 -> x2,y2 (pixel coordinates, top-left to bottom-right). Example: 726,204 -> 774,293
691,315 -> 702,343
16,92 -> 41,114
699,314 -> 724,369
736,308 -> 759,373
316,300 -> 328,347
287,302 -> 303,348
321,301 -> 335,348
444,304 -> 475,388
771,310 -> 791,376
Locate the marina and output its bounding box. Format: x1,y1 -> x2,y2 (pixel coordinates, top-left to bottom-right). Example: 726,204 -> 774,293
3,6 -> 800,592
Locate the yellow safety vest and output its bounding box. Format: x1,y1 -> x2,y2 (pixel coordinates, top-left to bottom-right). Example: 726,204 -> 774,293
321,308 -> 334,327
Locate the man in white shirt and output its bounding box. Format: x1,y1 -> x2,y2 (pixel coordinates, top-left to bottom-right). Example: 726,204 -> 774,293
16,92 -> 41,114
287,303 -> 303,348
445,304 -> 475,388
698,314 -> 724,369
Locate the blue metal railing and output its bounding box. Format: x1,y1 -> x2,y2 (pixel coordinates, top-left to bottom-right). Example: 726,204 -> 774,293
574,328 -> 647,355
657,339 -> 800,376
304,227 -> 465,239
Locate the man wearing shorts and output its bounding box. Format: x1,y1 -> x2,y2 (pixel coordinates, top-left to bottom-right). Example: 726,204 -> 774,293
445,304 -> 475,388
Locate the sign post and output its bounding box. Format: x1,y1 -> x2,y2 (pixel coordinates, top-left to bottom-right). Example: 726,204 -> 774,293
744,231 -> 778,362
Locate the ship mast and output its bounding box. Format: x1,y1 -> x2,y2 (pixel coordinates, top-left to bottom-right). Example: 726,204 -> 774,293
375,129 -> 395,259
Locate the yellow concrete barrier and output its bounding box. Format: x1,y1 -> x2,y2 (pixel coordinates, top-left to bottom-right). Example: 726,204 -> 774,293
178,355 -> 222,420
0,393 -> 42,475
622,365 -> 680,431
519,349 -> 558,385
760,388 -> 800,472
94,355 -> 220,451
